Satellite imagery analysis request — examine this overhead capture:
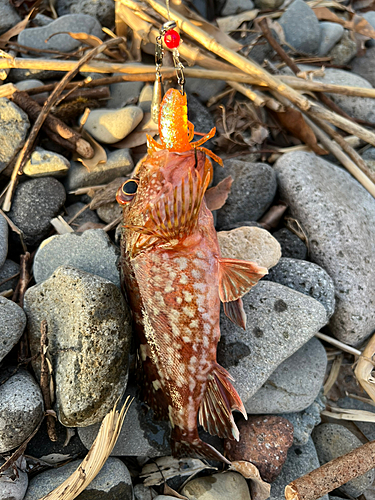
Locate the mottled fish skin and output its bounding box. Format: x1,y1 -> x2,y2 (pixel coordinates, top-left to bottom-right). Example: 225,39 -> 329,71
118,90 -> 267,462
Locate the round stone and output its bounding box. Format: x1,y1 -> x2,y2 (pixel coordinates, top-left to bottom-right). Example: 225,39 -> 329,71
0,98 -> 29,174
0,296 -> 26,363
0,370 -> 44,453
83,106 -> 143,144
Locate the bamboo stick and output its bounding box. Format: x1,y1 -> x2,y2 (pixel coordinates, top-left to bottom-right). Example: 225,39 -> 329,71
142,0 -> 311,111
2,58 -> 375,99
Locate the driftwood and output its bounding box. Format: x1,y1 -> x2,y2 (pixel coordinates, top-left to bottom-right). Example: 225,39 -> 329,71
10,90 -> 94,158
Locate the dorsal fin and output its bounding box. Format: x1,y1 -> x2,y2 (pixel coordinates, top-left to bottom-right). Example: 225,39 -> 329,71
218,258 -> 268,302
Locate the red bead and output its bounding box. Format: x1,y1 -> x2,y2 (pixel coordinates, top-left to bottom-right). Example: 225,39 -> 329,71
164,29 -> 180,49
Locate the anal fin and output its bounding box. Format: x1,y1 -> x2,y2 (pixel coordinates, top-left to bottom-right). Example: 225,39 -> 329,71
198,363 -> 247,441
218,258 -> 268,302
223,297 -> 247,330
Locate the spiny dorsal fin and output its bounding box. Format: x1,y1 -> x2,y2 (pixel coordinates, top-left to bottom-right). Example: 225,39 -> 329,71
146,165 -> 211,239
198,363 -> 247,441
218,258 -> 268,303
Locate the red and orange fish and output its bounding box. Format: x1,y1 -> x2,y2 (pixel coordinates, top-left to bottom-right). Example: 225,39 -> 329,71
117,88 -> 267,463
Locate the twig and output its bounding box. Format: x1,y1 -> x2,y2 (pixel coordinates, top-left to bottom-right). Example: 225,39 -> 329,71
305,116 -> 375,198
258,203 -> 288,230
354,332 -> 375,405
0,208 -> 27,253
10,90 -> 94,158
0,416 -> 44,474
40,320 -> 57,442
258,17 -> 300,75
66,203 -> 90,226
315,332 -> 361,356
0,271 -> 20,288
308,115 -> 375,184
33,86 -> 110,106
323,353 -> 343,395
2,37 -> 125,212
17,252 -> 31,362
285,440 -> 375,500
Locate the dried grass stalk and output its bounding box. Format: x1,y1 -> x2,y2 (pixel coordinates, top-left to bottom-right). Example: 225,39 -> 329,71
321,406 -> 375,422
354,332 -> 375,404
323,353 -> 343,395
38,397 -> 132,500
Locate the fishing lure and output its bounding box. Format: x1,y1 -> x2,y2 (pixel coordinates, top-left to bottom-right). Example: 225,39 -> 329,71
116,87 -> 267,463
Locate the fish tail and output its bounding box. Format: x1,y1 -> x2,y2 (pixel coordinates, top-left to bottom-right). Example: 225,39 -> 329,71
171,427 -> 231,464
198,363 -> 247,441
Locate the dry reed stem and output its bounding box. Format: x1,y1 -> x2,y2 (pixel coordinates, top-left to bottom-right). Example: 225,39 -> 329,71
323,353 -> 343,395
38,397 -> 132,500
228,81 -> 284,111
354,332 -> 375,404
1,59 -> 375,99
315,332 -> 361,356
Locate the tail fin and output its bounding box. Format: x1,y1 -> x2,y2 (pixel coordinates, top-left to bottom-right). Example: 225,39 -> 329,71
199,363 -> 247,441
171,428 -> 231,465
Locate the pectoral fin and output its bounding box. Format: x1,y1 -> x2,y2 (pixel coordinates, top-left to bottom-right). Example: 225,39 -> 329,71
218,258 -> 268,303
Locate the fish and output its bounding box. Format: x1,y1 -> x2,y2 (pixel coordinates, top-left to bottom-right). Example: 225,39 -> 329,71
116,88 -> 268,463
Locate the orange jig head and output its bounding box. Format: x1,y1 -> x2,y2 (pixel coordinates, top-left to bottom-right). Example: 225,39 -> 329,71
147,88 -> 223,167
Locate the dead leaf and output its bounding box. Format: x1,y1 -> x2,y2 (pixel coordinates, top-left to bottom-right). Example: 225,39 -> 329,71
205,176 -> 233,211
73,128 -> 107,171
164,483 -> 189,499
229,461 -> 271,500
270,106 -> 327,155
250,123 -> 269,145
313,7 -> 346,24
216,10 -> 259,33
89,177 -> 127,210
0,0 -> 42,41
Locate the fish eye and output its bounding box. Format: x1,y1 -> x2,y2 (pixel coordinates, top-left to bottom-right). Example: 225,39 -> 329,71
116,179 -> 139,206
122,179 -> 138,195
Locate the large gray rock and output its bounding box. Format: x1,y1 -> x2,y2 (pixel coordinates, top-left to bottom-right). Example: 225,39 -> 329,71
8,177 -> 66,246
245,337 -> 327,413
215,159 -> 277,229
78,387 -> 171,457
264,257 -> 336,318
18,14 -> 103,54
278,0 -> 320,54
107,80 -> 144,109
24,457 -> 133,500
24,266 -> 132,427
218,281 -> 327,403
0,213 -> 8,268
0,297 -> 26,363
0,98 -> 29,173
33,229 -> 120,287
0,370 -> 44,453
274,152 -> 375,345
65,148 -> 133,191
0,259 -> 19,293
269,438 -> 329,500
312,424 -> 374,497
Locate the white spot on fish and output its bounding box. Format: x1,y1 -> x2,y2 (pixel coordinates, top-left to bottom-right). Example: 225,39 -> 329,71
164,285 -> 174,293
182,290 -> 193,303
182,306 -> 195,318
191,269 -> 201,279
179,273 -> 189,285
152,379 -> 161,390
176,297 -> 182,304
174,257 -> 188,270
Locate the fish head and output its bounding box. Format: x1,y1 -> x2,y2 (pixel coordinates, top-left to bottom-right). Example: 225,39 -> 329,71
117,148 -> 212,258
